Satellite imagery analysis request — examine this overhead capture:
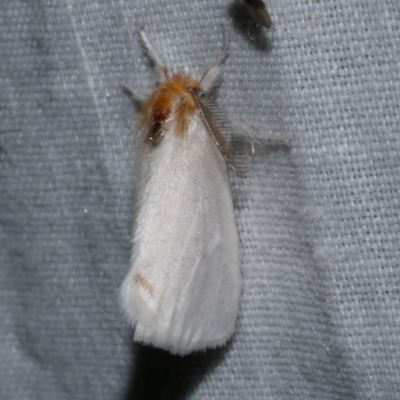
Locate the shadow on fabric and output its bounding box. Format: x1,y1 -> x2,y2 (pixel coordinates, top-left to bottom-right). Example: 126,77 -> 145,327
124,342 -> 227,400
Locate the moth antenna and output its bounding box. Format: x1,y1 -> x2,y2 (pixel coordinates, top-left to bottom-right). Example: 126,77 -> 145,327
190,88 -> 248,178
139,27 -> 168,83
201,23 -> 230,92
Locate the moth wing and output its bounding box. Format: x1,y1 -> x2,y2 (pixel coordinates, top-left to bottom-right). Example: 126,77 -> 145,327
120,118 -> 241,355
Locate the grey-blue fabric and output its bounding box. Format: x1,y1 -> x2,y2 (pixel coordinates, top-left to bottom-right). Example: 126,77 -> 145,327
1,1 -> 399,399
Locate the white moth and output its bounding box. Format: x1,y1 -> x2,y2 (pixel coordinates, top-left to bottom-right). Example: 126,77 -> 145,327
121,28 -> 245,356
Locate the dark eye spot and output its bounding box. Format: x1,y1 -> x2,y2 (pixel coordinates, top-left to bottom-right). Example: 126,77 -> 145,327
152,121 -> 162,134
144,121 -> 164,147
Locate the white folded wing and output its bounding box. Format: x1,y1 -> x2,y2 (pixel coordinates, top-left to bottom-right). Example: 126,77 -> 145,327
121,116 -> 241,355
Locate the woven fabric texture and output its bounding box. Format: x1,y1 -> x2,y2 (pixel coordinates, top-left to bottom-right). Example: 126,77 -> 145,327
1,0 -> 399,399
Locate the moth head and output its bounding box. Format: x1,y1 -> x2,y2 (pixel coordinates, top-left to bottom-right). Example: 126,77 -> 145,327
139,73 -> 203,146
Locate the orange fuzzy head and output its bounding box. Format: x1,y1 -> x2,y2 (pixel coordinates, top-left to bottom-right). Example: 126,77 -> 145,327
139,73 -> 203,146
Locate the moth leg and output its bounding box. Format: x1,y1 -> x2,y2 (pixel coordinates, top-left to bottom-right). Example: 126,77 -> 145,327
231,120 -> 291,155
200,24 -> 230,92
139,27 -> 168,83
122,83 -> 147,103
